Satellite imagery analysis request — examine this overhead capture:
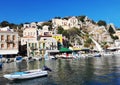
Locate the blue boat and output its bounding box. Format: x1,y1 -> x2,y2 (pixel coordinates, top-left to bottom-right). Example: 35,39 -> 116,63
0,55 -> 3,68
14,56 -> 23,62
0,62 -> 3,68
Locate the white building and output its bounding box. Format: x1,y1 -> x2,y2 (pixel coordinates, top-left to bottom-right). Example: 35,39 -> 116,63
114,40 -> 120,47
0,26 -> 18,55
21,23 -> 59,57
38,25 -> 52,36
21,24 -> 37,45
52,16 -> 80,30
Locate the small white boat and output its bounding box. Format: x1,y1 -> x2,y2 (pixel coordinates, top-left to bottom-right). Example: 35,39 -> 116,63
94,53 -> 101,57
3,69 -> 48,80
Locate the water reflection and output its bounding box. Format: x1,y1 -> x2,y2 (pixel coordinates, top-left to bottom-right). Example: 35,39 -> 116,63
16,60 -> 27,71
1,56 -> 120,85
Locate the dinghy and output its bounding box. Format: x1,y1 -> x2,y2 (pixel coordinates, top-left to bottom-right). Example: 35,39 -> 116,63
3,69 -> 48,80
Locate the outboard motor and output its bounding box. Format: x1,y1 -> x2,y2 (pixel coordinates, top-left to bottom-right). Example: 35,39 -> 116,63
43,66 -> 52,72
0,63 -> 3,68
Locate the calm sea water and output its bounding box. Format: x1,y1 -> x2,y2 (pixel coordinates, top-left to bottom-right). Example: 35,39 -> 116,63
0,56 -> 120,85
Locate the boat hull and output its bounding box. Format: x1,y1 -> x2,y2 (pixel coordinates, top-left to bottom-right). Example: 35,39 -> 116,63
3,69 -> 48,80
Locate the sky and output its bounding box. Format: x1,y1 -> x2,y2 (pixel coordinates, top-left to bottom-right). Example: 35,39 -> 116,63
0,0 -> 120,27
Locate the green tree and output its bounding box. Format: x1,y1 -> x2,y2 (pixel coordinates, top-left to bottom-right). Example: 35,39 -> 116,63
42,22 -> 52,26
62,30 -> 69,38
57,26 -> 64,34
108,25 -> 115,34
37,25 -> 42,29
111,34 -> 119,40
114,35 -> 119,40
0,21 -> 10,27
84,43 -> 90,48
41,22 -> 53,30
77,15 -> 86,22
97,20 -> 107,26
68,27 -> 81,37
62,16 -> 70,20
85,38 -> 92,44
54,16 -> 61,19
84,38 -> 92,48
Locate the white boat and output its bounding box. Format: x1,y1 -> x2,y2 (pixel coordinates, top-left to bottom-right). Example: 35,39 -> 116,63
3,69 -> 48,80
94,53 -> 101,57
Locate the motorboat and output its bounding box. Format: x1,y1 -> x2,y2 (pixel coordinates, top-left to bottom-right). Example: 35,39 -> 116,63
3,65 -> 52,81
3,69 -> 48,80
14,56 -> 23,63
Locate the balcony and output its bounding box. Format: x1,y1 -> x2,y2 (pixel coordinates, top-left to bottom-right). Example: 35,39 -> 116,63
6,40 -> 14,44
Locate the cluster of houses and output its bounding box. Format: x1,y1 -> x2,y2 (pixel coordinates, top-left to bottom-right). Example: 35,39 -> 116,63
1,16 -> 120,58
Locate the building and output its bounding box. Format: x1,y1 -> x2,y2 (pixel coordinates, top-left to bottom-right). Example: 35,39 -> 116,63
38,25 -> 52,37
52,34 -> 63,44
52,16 -> 80,30
21,24 -> 59,57
20,23 -> 38,56
38,26 -> 59,56
21,23 -> 37,45
0,26 -> 18,56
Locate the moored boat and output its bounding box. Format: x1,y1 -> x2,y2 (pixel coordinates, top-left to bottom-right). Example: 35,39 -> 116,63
3,69 -> 48,80
0,62 -> 3,68
14,56 -> 23,63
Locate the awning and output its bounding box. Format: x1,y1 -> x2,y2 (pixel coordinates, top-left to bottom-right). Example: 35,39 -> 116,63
59,47 -> 72,52
0,50 -> 18,55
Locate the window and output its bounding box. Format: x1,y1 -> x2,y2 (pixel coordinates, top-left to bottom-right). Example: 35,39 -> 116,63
7,35 -> 10,41
13,35 -> 16,40
44,32 -> 49,36
1,44 -> 4,49
7,44 -> 10,49
33,32 -> 35,36
13,43 -> 16,48
1,35 -> 4,41
24,32 -> 26,36
28,32 -> 30,36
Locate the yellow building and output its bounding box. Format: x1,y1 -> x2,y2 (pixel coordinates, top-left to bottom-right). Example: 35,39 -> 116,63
52,34 -> 62,44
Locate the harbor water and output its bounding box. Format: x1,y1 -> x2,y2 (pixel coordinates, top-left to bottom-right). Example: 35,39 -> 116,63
0,56 -> 120,85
